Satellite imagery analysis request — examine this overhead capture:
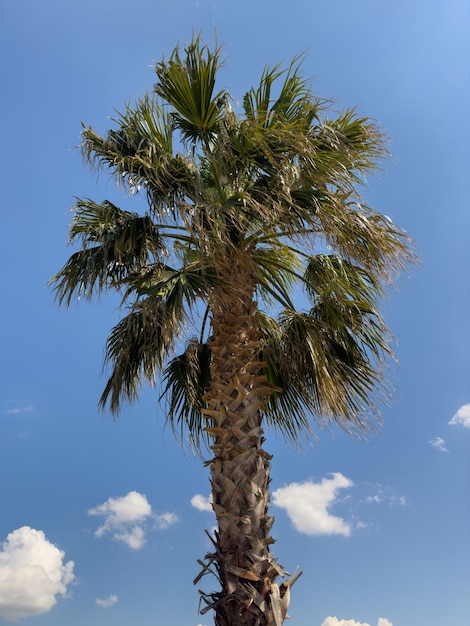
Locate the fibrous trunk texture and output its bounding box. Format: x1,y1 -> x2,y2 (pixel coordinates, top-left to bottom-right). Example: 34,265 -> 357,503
196,254 -> 300,626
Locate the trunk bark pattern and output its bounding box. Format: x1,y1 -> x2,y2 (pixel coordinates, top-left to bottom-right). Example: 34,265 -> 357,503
195,254 -> 300,626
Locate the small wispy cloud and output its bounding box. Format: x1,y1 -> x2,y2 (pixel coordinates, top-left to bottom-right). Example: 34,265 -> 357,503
365,486 -> 407,508
5,403 -> 34,416
390,495 -> 407,508
191,494 -> 213,512
155,512 -> 179,529
449,404 -> 470,429
96,595 -> 118,608
429,436 -> 449,452
272,473 -> 354,537
88,491 -> 178,550
355,520 -> 372,530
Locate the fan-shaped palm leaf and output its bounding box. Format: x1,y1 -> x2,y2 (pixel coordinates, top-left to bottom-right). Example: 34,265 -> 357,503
154,34 -> 227,145
51,199 -> 165,304
81,95 -> 200,213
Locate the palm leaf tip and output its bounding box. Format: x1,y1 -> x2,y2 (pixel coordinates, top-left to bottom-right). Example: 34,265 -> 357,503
154,33 -> 228,144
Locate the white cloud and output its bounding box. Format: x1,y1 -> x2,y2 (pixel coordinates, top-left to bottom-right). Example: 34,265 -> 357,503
355,520 -> 372,530
5,404 -> 33,416
89,491 -> 152,532
365,486 -> 406,509
429,437 -> 448,452
321,618 -> 393,626
155,512 -> 179,529
449,404 -> 470,429
191,494 -> 213,512
272,473 -> 353,537
0,526 -> 75,622
391,496 -> 407,508
88,491 -> 178,549
365,494 -> 382,504
96,595 -> 118,608
113,526 -> 146,550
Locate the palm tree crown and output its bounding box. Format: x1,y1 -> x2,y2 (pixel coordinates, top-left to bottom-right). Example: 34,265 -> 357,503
51,35 -> 414,626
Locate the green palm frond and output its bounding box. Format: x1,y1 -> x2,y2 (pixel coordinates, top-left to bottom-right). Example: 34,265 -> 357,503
270,57 -> 321,128
154,34 -> 227,145
81,95 -> 199,212
99,297 -> 181,413
303,254 -> 382,306
243,56 -> 317,130
266,302 -> 390,437
257,313 -> 313,440
258,250 -> 394,439
253,244 -> 300,309
81,93 -> 171,173
308,110 -> 387,186
133,261 -> 220,310
161,339 -> 211,449
50,199 -> 165,305
318,198 -> 415,280
243,64 -> 285,126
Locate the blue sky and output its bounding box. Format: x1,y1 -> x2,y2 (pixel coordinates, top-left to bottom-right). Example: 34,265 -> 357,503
0,1 -> 469,625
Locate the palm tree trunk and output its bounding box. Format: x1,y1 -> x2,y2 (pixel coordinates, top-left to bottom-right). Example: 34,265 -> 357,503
197,254 -> 296,626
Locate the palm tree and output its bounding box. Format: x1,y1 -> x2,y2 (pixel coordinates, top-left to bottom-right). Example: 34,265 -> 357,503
51,35 -> 414,626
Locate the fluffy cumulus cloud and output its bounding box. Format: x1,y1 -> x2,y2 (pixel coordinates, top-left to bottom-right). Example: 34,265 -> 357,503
321,618 -> 393,626
191,494 -> 213,512
96,594 -> 118,608
429,436 -> 449,452
0,526 -> 75,622
272,473 -> 353,536
449,404 -> 470,429
88,491 -> 178,549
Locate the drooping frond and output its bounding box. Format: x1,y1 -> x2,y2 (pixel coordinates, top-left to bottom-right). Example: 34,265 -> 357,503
253,244 -> 300,309
257,312 -> 314,441
303,254 -> 382,306
99,297 -> 181,413
259,252 -> 398,439
161,339 -> 211,449
308,110 -> 387,186
265,300 -> 391,437
316,199 -> 414,281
